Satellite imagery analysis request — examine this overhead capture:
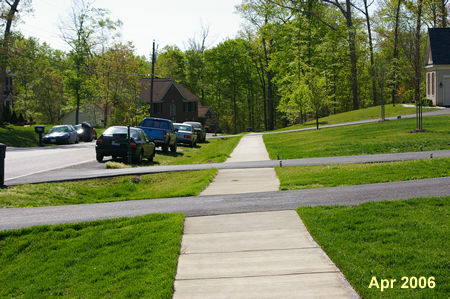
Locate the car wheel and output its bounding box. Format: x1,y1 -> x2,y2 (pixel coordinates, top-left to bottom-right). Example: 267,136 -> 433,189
148,150 -> 154,162
96,153 -> 103,162
162,145 -> 168,153
170,143 -> 177,153
134,150 -> 143,164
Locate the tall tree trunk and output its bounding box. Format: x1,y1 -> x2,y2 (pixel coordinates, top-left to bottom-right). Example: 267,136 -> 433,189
1,0 -> 21,122
392,0 -> 402,107
262,37 -> 274,130
441,0 -> 448,27
363,0 -> 377,106
346,0 -> 359,110
414,0 -> 423,129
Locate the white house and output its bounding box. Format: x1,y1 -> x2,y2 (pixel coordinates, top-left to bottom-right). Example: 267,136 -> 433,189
424,28 -> 450,107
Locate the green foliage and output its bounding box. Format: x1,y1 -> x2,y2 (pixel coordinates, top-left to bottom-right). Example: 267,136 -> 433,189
297,197 -> 450,298
0,214 -> 184,298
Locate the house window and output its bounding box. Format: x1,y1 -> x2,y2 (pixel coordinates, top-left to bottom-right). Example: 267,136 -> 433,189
152,103 -> 162,114
183,102 -> 197,112
431,72 -> 435,96
427,73 -> 430,96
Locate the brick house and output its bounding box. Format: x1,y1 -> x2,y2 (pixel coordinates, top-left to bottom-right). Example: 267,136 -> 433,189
424,28 -> 450,107
140,77 -> 214,123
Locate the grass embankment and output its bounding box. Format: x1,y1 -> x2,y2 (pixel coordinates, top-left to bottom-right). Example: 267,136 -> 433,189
264,116 -> 450,160
274,105 -> 438,132
0,214 -> 183,298
0,124 -> 54,147
0,169 -> 217,208
297,197 -> 449,298
276,158 -> 450,190
106,136 -> 241,168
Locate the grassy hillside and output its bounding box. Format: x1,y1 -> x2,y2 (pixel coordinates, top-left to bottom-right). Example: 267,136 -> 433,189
0,124 -> 55,147
264,115 -> 450,159
274,105 -> 438,132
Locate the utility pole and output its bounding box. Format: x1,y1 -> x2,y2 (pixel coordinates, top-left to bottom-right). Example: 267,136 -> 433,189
150,40 -> 156,115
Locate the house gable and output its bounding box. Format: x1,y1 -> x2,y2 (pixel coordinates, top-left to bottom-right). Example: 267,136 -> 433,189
427,28 -> 450,65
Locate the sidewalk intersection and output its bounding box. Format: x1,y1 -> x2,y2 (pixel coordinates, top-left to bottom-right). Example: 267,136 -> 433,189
173,135 -> 359,298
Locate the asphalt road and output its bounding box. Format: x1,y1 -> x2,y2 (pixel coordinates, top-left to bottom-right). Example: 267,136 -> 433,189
5,150 -> 450,185
5,142 -> 96,182
1,177 -> 448,231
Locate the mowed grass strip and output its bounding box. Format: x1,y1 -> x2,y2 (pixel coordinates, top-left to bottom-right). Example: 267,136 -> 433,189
276,158 -> 450,190
0,214 -> 184,298
106,136 -> 242,168
264,116 -> 450,159
0,169 -> 217,208
155,136 -> 241,165
272,105 -> 438,132
297,197 -> 449,298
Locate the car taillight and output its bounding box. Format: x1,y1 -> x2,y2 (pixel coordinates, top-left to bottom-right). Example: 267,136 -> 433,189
163,131 -> 167,138
96,137 -> 103,145
186,135 -> 191,139
130,140 -> 137,148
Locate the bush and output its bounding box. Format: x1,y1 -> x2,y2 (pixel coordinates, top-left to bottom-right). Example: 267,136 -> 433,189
421,98 -> 433,107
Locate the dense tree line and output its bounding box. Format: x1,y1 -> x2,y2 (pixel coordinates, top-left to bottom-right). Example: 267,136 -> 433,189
1,0 -> 448,132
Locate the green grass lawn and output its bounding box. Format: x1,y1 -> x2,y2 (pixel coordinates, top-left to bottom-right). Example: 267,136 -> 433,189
0,213 -> 184,298
297,197 -> 449,298
264,115 -> 450,160
0,124 -> 55,147
0,169 -> 217,208
276,158 -> 450,190
108,136 -> 241,168
274,105 -> 438,132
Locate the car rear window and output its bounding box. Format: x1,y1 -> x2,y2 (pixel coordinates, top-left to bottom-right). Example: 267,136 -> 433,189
185,122 -> 201,129
175,125 -> 192,131
142,119 -> 170,129
103,127 -> 128,136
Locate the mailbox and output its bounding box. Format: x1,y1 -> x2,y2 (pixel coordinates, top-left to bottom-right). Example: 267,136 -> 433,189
34,126 -> 45,133
34,126 -> 45,146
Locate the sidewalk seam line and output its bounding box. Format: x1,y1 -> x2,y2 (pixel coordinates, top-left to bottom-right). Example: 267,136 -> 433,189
175,270 -> 341,281
180,246 -> 320,255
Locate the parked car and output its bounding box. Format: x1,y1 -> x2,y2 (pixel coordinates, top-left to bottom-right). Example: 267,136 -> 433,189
138,117 -> 177,153
43,125 -> 79,144
183,121 -> 206,142
173,123 -> 197,147
95,126 -> 155,163
74,122 -> 97,142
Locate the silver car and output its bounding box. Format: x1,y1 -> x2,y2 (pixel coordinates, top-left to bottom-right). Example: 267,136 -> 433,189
173,123 -> 198,147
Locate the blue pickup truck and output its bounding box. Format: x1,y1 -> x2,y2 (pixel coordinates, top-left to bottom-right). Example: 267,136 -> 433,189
139,117 -> 177,153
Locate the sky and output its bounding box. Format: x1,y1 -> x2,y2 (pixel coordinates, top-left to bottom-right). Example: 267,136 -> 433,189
16,0 -> 243,57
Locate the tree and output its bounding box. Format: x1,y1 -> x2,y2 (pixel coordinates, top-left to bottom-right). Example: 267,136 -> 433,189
59,0 -> 113,124
0,0 -> 30,121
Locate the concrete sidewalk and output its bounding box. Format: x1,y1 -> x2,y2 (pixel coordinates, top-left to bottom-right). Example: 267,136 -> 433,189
174,211 -> 359,298
174,134 -> 359,298
200,134 -> 279,195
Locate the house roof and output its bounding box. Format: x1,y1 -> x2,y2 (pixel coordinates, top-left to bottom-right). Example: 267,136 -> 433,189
198,105 -> 216,119
140,78 -> 200,103
427,28 -> 450,65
